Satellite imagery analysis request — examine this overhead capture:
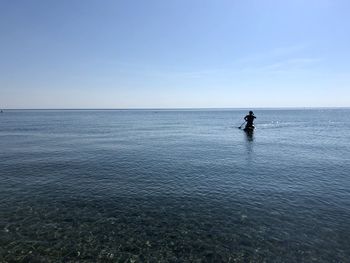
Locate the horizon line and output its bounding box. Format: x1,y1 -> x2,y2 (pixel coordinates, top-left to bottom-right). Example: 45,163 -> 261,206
1,106 -> 349,111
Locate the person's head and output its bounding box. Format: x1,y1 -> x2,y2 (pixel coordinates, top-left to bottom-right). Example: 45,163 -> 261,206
249,111 -> 254,115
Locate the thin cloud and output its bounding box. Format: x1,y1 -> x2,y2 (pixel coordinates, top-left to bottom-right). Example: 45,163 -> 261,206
235,44 -> 308,64
261,58 -> 322,71
95,45 -> 318,80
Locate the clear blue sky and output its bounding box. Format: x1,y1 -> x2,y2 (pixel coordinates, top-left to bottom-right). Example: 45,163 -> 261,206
1,0 -> 349,108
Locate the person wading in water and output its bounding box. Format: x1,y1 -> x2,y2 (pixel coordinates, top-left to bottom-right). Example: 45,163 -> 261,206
244,111 -> 256,130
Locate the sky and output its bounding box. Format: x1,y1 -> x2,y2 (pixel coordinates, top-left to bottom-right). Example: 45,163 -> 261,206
1,0 -> 349,109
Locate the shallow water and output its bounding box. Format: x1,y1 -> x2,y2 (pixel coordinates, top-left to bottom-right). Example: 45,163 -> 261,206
1,109 -> 350,262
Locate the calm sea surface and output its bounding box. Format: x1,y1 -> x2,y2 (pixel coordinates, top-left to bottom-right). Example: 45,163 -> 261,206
1,109 -> 350,262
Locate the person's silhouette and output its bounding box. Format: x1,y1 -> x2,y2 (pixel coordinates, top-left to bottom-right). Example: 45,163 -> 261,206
244,111 -> 256,130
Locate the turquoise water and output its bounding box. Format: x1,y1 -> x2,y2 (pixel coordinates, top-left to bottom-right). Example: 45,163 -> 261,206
1,109 -> 350,262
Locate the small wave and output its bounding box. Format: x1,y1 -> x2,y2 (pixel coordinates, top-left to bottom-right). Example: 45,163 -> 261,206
257,121 -> 307,129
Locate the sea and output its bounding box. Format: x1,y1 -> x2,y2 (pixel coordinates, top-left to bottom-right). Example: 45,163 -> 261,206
0,109 -> 349,262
